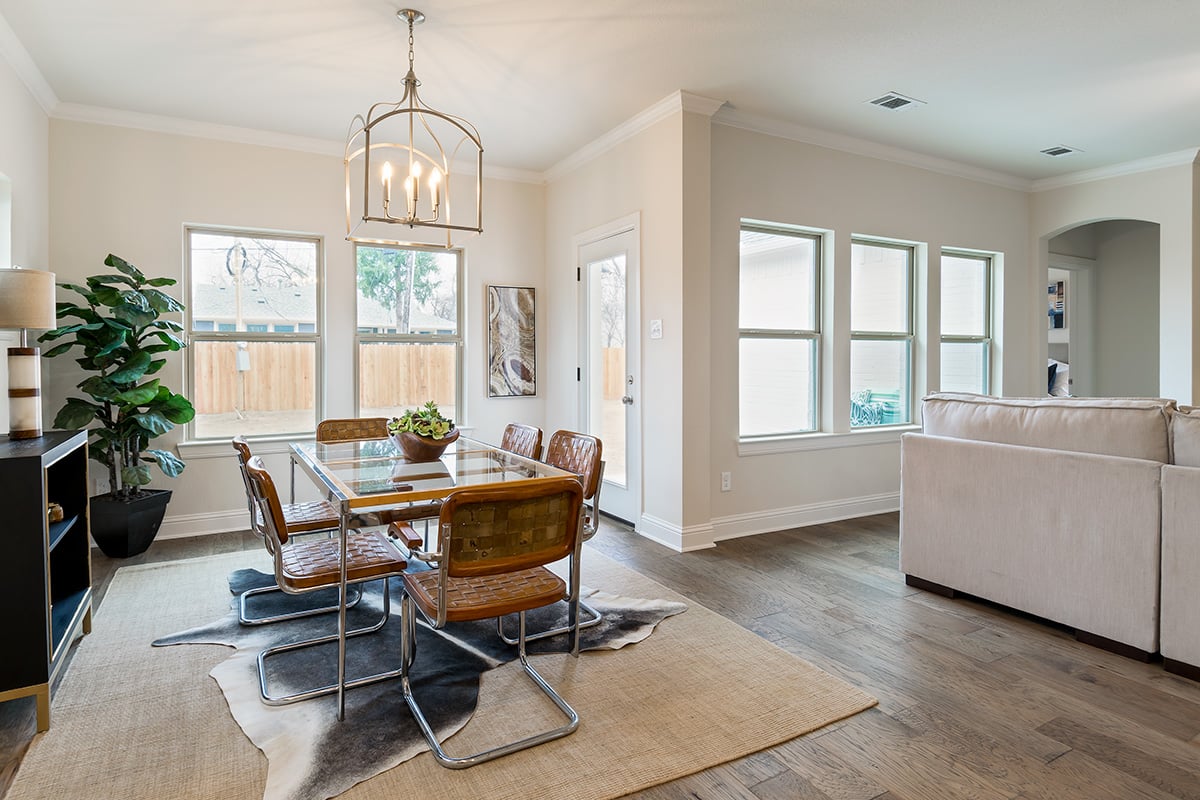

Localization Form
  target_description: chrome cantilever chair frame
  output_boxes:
[498,430,605,645]
[400,478,584,768]
[244,456,409,706]
[231,436,364,626]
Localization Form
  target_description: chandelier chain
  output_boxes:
[408,15,415,74]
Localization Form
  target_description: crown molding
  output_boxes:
[53,102,546,184]
[713,106,1033,192]
[53,103,343,156]
[1030,148,1200,192]
[544,90,725,183]
[483,163,544,184]
[0,11,58,114]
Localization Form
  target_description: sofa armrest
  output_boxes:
[1162,465,1200,670]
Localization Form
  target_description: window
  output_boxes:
[940,251,991,394]
[185,228,321,440]
[738,223,821,437]
[850,239,912,427]
[355,244,463,422]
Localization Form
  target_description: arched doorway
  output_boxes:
[1047,219,1160,397]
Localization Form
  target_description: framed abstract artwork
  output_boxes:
[487,285,536,397]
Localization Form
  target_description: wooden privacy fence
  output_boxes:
[603,347,625,401]
[193,341,455,414]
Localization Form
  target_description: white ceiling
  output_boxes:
[4,0,1200,182]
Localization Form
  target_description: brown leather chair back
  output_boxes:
[500,423,543,460]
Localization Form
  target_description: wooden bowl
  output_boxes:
[389,427,460,462]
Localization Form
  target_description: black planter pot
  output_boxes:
[90,489,173,558]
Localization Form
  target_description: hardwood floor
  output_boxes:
[3,513,1199,799]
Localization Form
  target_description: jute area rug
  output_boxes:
[9,548,876,800]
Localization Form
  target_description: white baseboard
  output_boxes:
[635,514,717,553]
[711,492,899,542]
[157,508,249,540]
[153,492,900,549]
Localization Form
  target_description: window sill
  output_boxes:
[737,424,920,456]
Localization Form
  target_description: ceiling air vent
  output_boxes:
[867,92,925,112]
[1040,145,1081,157]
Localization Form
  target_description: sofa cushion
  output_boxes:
[1171,406,1200,467]
[920,392,1175,462]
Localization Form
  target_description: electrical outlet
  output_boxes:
[720,471,731,492]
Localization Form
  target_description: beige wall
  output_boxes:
[707,123,1032,537]
[0,55,49,436]
[544,113,688,543]
[0,56,48,270]
[46,119,545,536]
[1031,162,1195,402]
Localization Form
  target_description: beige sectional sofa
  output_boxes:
[900,392,1176,659]
[1163,408,1200,679]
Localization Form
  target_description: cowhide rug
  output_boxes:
[153,569,686,800]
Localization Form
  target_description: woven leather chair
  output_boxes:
[500,422,543,460]
[400,477,585,768]
[232,436,355,626]
[498,430,604,645]
[315,416,389,442]
[244,456,410,706]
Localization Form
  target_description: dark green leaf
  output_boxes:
[143,289,183,314]
[41,341,76,358]
[79,375,120,401]
[114,380,160,405]
[121,464,152,487]
[105,254,146,284]
[145,358,166,375]
[146,277,177,287]
[53,398,102,429]
[151,319,184,332]
[107,350,152,384]
[86,273,138,289]
[156,390,196,424]
[114,304,156,329]
[92,286,123,307]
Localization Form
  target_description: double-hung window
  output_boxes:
[185,227,322,440]
[940,251,991,394]
[850,239,913,427]
[738,223,821,437]
[355,244,463,421]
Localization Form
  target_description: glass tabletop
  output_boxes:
[290,435,575,512]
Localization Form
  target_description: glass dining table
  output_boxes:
[288,435,577,718]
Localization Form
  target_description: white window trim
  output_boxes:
[183,225,324,443]
[939,249,993,395]
[850,237,915,428]
[352,242,466,422]
[737,221,822,439]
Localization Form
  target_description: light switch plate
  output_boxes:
[649,319,663,339]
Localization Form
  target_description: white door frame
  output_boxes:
[574,212,641,526]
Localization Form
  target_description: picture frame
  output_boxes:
[487,285,536,397]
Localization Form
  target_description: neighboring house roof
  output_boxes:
[192,283,454,331]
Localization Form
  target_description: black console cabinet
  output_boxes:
[0,430,92,731]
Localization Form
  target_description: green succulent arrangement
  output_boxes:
[387,401,455,439]
[39,254,195,500]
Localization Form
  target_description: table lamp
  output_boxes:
[0,267,57,439]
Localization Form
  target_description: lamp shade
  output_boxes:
[0,268,57,330]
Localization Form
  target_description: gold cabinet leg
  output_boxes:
[83,605,93,635]
[35,687,50,732]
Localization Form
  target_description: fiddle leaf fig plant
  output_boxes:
[387,401,455,439]
[39,253,195,500]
